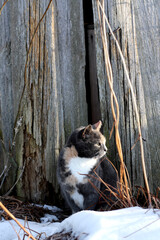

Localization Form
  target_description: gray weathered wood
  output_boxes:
[92,0,160,191]
[0,0,159,202]
[0,0,87,202]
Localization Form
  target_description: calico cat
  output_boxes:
[57,121,118,213]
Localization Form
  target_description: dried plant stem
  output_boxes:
[97,0,151,206]
[15,0,53,128]
[0,165,11,189]
[4,159,26,196]
[0,166,6,179]
[97,0,131,206]
[124,217,160,238]
[0,202,36,240]
[0,0,9,16]
[8,220,21,240]
[24,0,53,84]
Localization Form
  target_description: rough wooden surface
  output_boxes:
[92,0,160,190]
[0,0,87,202]
[0,0,159,202]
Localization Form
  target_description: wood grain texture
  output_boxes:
[0,0,159,202]
[0,0,87,202]
[92,0,160,191]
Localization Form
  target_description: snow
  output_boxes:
[40,214,59,223]
[0,207,160,240]
[0,217,60,240]
[32,204,62,212]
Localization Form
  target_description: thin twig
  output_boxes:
[4,159,26,196]
[97,0,151,206]
[0,202,36,240]
[14,0,53,130]
[0,0,53,195]
[131,134,140,150]
[124,217,160,238]
[0,165,11,189]
[9,220,22,240]
[0,0,9,16]
[0,117,23,191]
[96,0,131,205]
[0,165,7,179]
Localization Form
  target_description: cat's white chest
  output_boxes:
[68,156,98,183]
[67,156,98,210]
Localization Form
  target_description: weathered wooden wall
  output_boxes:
[92,0,160,191]
[0,0,87,203]
[0,0,159,203]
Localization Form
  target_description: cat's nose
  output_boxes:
[103,145,107,152]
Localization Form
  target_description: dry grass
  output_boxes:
[0,196,68,222]
[0,0,158,239]
[0,197,70,240]
[45,231,81,240]
[0,196,47,222]
[0,201,36,240]
[96,0,152,207]
[0,0,10,16]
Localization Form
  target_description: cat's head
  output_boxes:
[66,121,107,158]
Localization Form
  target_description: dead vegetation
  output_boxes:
[0,197,71,240]
[0,200,37,240]
[45,231,79,240]
[0,196,69,222]
[96,0,152,208]
[0,0,159,239]
[1,196,51,222]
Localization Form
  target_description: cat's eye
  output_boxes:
[95,142,102,148]
[98,142,102,147]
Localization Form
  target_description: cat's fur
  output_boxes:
[57,121,118,213]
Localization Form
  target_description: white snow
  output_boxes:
[32,204,62,212]
[40,214,59,223]
[43,205,62,212]
[0,207,160,240]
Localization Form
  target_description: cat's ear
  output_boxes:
[92,120,102,131]
[82,125,92,138]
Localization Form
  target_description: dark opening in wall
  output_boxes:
[83,0,101,124]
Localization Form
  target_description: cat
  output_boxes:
[57,121,118,213]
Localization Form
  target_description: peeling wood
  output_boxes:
[0,0,87,202]
[0,0,159,202]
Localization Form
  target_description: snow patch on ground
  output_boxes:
[32,204,62,212]
[0,207,160,240]
[61,207,160,240]
[40,213,59,223]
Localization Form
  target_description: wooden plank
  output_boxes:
[92,0,160,191]
[0,0,87,202]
